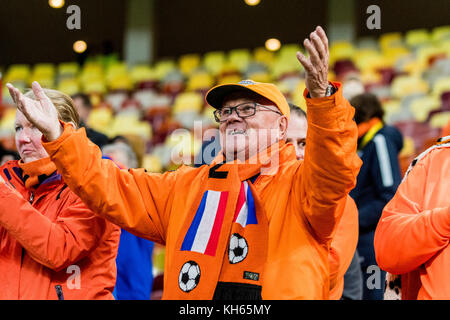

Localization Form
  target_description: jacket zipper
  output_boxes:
[29,192,34,204]
[55,285,65,300]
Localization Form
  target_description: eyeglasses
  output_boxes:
[213,102,282,123]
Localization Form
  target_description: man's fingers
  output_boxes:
[310,32,327,64]
[296,51,314,74]
[315,26,329,54]
[303,38,321,71]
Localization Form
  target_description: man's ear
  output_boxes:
[278,116,288,140]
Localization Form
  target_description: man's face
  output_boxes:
[15,110,49,163]
[218,92,286,161]
[286,113,307,160]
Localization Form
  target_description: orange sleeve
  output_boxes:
[329,196,359,299]
[0,183,110,271]
[298,82,362,244]
[374,160,450,275]
[43,123,178,244]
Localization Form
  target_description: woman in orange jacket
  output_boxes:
[374,136,450,299]
[0,88,120,300]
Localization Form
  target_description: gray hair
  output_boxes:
[102,141,138,169]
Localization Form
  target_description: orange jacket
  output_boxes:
[0,160,121,300]
[374,140,450,299]
[43,83,361,299]
[329,196,359,299]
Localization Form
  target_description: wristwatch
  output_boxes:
[307,82,336,98]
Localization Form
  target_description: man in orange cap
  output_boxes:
[7,26,362,299]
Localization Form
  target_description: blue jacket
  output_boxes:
[113,229,154,300]
[350,125,403,267]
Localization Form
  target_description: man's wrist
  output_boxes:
[307,83,336,98]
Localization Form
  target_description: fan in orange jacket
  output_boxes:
[0,88,120,300]
[374,136,450,299]
[7,26,362,299]
[286,103,359,300]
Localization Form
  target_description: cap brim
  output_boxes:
[206,84,263,109]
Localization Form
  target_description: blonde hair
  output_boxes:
[24,88,80,129]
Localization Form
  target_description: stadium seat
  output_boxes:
[142,153,163,173]
[228,48,251,72]
[409,95,441,121]
[186,71,215,92]
[203,51,226,76]
[405,29,431,48]
[57,79,80,96]
[179,53,201,76]
[379,32,403,51]
[329,41,355,67]
[57,62,79,78]
[154,59,176,80]
[253,47,275,67]
[173,91,203,114]
[431,77,450,97]
[4,64,31,84]
[86,107,113,133]
[431,25,450,42]
[390,75,429,99]
[428,110,450,129]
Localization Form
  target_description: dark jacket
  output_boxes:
[350,125,403,266]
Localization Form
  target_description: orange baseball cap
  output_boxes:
[205,79,290,119]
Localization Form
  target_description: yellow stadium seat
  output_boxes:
[165,130,201,164]
[87,107,113,132]
[246,70,271,83]
[405,29,431,47]
[278,44,301,60]
[142,154,163,173]
[187,71,214,91]
[107,113,152,139]
[429,111,450,128]
[228,49,251,72]
[203,51,226,76]
[409,95,441,121]
[202,105,217,125]
[382,46,411,65]
[106,62,128,81]
[57,79,80,96]
[0,107,17,135]
[82,79,106,94]
[379,32,403,50]
[217,74,242,85]
[391,76,429,99]
[329,41,355,66]
[431,25,450,42]
[382,99,401,124]
[130,64,157,83]
[179,54,201,75]
[416,45,447,69]
[109,75,133,91]
[173,91,203,114]
[58,62,79,77]
[253,47,275,67]
[4,64,31,83]
[432,77,450,97]
[32,63,55,78]
[154,59,176,80]
[399,136,415,157]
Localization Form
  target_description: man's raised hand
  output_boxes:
[296,26,330,98]
[6,81,62,141]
